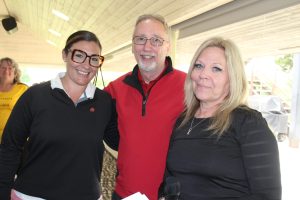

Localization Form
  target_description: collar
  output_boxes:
[50,72,96,99]
[137,65,167,93]
[123,56,174,94]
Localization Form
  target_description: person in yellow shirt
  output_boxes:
[0,57,28,142]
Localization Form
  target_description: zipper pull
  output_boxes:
[142,96,148,116]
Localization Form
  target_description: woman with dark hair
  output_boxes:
[0,30,119,200]
[160,37,281,200]
[0,57,28,142]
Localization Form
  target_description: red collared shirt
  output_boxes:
[137,67,167,94]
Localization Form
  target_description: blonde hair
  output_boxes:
[0,57,21,84]
[181,37,249,135]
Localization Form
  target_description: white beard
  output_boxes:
[137,58,157,72]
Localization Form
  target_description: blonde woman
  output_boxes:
[161,37,281,200]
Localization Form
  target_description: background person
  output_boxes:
[104,14,186,200]
[161,37,281,200]
[0,30,119,200]
[0,57,28,143]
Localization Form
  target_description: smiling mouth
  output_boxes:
[197,84,211,89]
[140,53,155,59]
[77,69,90,76]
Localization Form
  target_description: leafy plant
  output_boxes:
[275,54,293,72]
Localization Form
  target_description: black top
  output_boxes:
[0,81,119,200]
[165,107,281,200]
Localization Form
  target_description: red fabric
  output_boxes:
[105,67,186,200]
[137,66,167,94]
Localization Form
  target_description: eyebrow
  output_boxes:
[72,49,100,56]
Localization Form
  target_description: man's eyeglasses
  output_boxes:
[68,49,104,68]
[133,36,165,47]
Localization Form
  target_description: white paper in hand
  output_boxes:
[121,192,149,200]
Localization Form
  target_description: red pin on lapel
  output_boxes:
[89,107,95,112]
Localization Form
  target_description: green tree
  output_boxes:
[275,54,293,72]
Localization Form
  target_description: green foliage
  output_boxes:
[275,54,293,72]
[20,69,31,84]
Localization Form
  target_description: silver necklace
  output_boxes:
[187,117,204,135]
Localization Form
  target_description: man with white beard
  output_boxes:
[104,14,186,200]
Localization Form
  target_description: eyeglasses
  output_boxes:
[68,49,104,68]
[133,36,165,47]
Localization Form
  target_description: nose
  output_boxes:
[82,57,92,68]
[199,67,209,79]
[143,39,152,50]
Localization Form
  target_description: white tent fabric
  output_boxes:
[248,95,289,134]
[289,54,300,147]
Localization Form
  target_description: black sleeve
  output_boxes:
[103,99,119,151]
[237,111,282,200]
[158,117,182,199]
[0,89,32,200]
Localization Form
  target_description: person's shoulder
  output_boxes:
[95,87,111,97]
[172,68,187,77]
[232,105,265,128]
[26,81,51,93]
[31,81,50,88]
[104,71,132,92]
[111,71,132,83]
[15,82,28,89]
[17,82,28,87]
[234,105,261,117]
[14,81,50,102]
[232,105,275,141]
[167,69,186,85]
[173,68,186,74]
[95,88,114,102]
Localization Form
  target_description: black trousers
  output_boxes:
[111,191,122,200]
